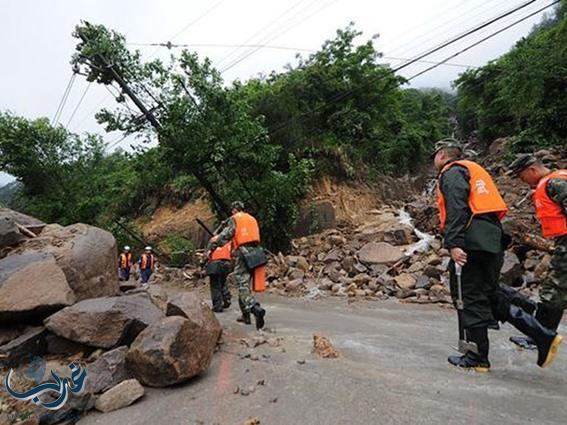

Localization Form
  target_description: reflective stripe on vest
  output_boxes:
[232,212,260,249]
[533,170,567,238]
[120,253,132,269]
[210,242,232,261]
[141,253,155,270]
[437,160,508,231]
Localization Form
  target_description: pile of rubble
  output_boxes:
[0,208,221,425]
[263,208,453,304]
[264,170,559,305]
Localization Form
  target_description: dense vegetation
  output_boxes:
[1,23,452,251]
[455,1,567,151]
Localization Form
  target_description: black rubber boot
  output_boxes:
[448,327,490,372]
[251,303,266,330]
[506,305,563,368]
[237,312,251,324]
[500,284,537,315]
[511,303,564,350]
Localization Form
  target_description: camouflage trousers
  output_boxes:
[234,247,257,313]
[540,235,567,310]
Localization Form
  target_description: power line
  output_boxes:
[387,0,515,58]
[128,42,475,68]
[406,0,561,82]
[214,0,314,68]
[220,0,340,73]
[52,72,77,126]
[65,82,91,128]
[148,0,227,60]
[264,0,540,138]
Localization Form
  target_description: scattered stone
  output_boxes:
[313,334,340,358]
[323,249,343,263]
[286,256,309,271]
[297,359,306,365]
[86,346,129,394]
[286,278,304,293]
[358,242,404,265]
[394,273,416,290]
[45,294,163,348]
[243,417,260,425]
[415,275,432,290]
[95,379,144,413]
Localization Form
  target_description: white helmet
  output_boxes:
[124,246,131,251]
[144,246,152,251]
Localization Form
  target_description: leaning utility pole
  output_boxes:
[77,28,231,216]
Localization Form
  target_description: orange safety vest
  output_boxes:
[140,253,155,270]
[533,170,567,239]
[120,252,132,269]
[210,242,232,261]
[232,212,260,249]
[437,160,508,231]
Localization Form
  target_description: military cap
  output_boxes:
[431,138,463,158]
[507,154,538,175]
[231,201,245,211]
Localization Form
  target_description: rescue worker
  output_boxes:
[209,201,266,329]
[507,154,567,349]
[139,246,156,286]
[433,139,562,371]
[119,246,133,281]
[204,241,233,312]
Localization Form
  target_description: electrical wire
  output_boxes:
[65,82,91,128]
[220,0,340,73]
[406,0,560,82]
[52,72,77,126]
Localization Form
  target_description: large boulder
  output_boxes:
[358,242,404,265]
[0,253,75,324]
[165,293,222,338]
[86,346,130,394]
[8,223,119,300]
[127,315,220,387]
[44,294,164,349]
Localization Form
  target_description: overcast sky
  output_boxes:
[0,0,556,186]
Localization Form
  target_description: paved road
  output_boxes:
[80,294,567,425]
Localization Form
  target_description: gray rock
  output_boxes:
[0,252,75,324]
[8,223,119,301]
[358,242,404,265]
[415,275,432,290]
[323,248,343,264]
[0,326,47,367]
[0,214,24,248]
[45,294,164,348]
[86,346,130,394]
[127,316,220,387]
[95,379,144,413]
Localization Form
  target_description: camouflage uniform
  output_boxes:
[539,178,567,309]
[212,218,257,313]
